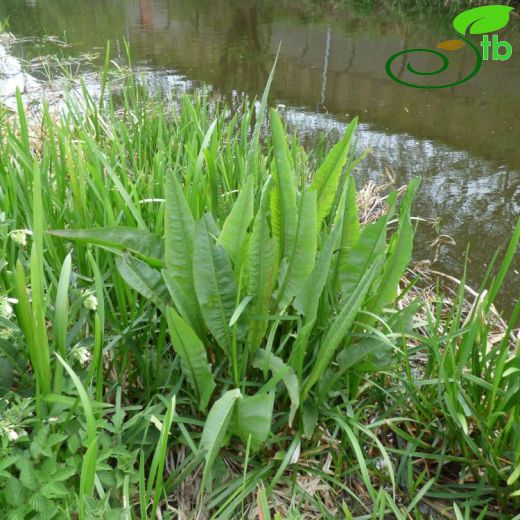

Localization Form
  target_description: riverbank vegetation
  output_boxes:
[0,64,519,519]
[344,0,516,16]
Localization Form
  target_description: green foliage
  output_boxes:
[165,308,215,411]
[51,88,419,466]
[0,61,517,518]
[0,425,78,519]
[0,410,141,519]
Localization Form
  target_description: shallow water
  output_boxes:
[2,0,519,311]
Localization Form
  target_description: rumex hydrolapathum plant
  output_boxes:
[0,44,517,516]
[51,101,420,490]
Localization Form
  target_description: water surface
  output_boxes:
[2,0,519,311]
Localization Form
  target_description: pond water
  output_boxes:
[2,0,519,312]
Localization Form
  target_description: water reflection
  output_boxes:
[1,0,518,310]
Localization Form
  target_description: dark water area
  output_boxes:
[2,0,519,312]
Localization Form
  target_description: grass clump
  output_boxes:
[0,67,519,518]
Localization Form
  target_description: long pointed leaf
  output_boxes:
[269,109,297,260]
[193,214,238,351]
[334,175,361,292]
[368,178,419,314]
[231,392,275,451]
[49,227,164,266]
[248,182,279,352]
[166,308,215,411]
[164,172,204,332]
[115,255,167,306]
[275,189,317,308]
[310,118,357,225]
[338,193,396,299]
[218,176,254,266]
[200,389,241,491]
[303,257,383,399]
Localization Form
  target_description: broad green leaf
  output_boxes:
[336,337,393,377]
[166,308,215,411]
[115,255,167,306]
[231,392,275,450]
[453,5,513,35]
[80,439,98,507]
[269,109,298,260]
[165,172,195,280]
[162,270,205,338]
[49,227,164,267]
[294,222,339,320]
[193,214,238,351]
[310,118,357,224]
[334,175,361,293]
[248,182,279,352]
[200,389,241,491]
[164,172,204,334]
[275,189,317,309]
[302,257,383,399]
[338,193,395,299]
[253,349,299,426]
[13,167,50,396]
[367,178,419,315]
[218,176,254,266]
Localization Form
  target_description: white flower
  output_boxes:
[9,229,31,247]
[82,290,98,311]
[73,347,91,367]
[0,296,13,319]
[7,429,19,442]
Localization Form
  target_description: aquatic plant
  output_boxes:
[0,65,518,517]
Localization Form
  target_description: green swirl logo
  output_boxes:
[385,5,514,89]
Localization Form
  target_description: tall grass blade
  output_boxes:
[53,254,72,394]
